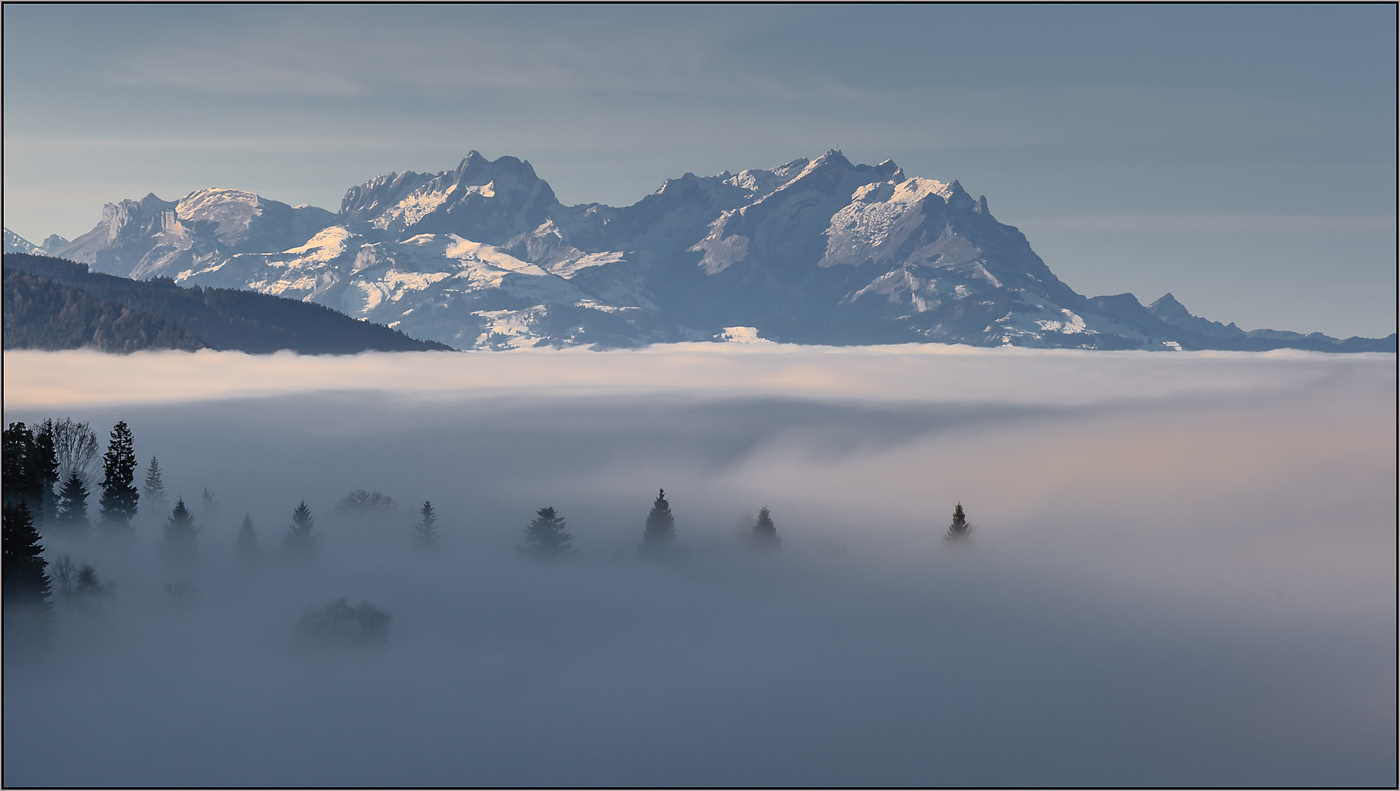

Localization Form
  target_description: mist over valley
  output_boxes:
[3,346,1394,786]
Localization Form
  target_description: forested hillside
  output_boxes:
[3,254,450,354]
[4,270,205,352]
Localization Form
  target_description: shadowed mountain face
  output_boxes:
[16,152,1394,352]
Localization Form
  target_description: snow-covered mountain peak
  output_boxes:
[176,188,264,233]
[4,228,44,255]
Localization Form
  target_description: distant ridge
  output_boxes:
[3,253,451,354]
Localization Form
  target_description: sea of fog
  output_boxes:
[3,344,1395,787]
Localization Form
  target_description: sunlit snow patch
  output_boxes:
[719,326,773,344]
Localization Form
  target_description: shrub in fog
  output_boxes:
[294,597,391,650]
[519,506,575,557]
[48,554,115,616]
[333,489,398,522]
[162,580,198,605]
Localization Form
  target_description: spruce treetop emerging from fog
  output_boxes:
[751,506,779,551]
[282,501,319,562]
[945,503,972,544]
[161,497,199,567]
[520,507,574,558]
[414,501,439,549]
[639,488,676,558]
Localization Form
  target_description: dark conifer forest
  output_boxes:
[4,254,450,354]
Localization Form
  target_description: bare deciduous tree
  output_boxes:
[43,418,100,489]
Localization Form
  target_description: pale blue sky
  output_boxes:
[3,4,1394,337]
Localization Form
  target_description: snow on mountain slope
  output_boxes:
[4,229,45,255]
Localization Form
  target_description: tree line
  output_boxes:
[5,418,974,647]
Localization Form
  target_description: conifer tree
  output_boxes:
[751,506,779,550]
[143,456,167,506]
[32,423,59,524]
[4,422,61,523]
[99,421,140,531]
[639,488,676,557]
[201,488,221,523]
[2,422,34,509]
[236,514,262,567]
[160,497,199,566]
[519,506,574,557]
[3,423,39,510]
[3,500,53,610]
[54,470,92,534]
[944,503,973,543]
[413,501,439,548]
[2,500,53,644]
[282,501,319,561]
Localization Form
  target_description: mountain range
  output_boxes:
[6,151,1393,353]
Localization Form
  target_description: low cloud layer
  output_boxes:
[3,347,1395,786]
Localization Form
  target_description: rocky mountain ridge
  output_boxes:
[7,151,1393,353]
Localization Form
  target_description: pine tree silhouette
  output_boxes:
[944,503,973,543]
[201,488,221,523]
[3,422,61,524]
[751,506,779,550]
[414,501,439,548]
[143,456,167,506]
[99,421,140,533]
[236,514,262,567]
[2,500,53,644]
[32,423,59,524]
[519,506,575,557]
[160,497,199,566]
[3,500,53,608]
[639,488,676,557]
[54,470,91,534]
[282,501,319,561]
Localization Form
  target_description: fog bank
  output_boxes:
[3,347,1394,786]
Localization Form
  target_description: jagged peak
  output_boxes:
[1150,292,1183,309]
